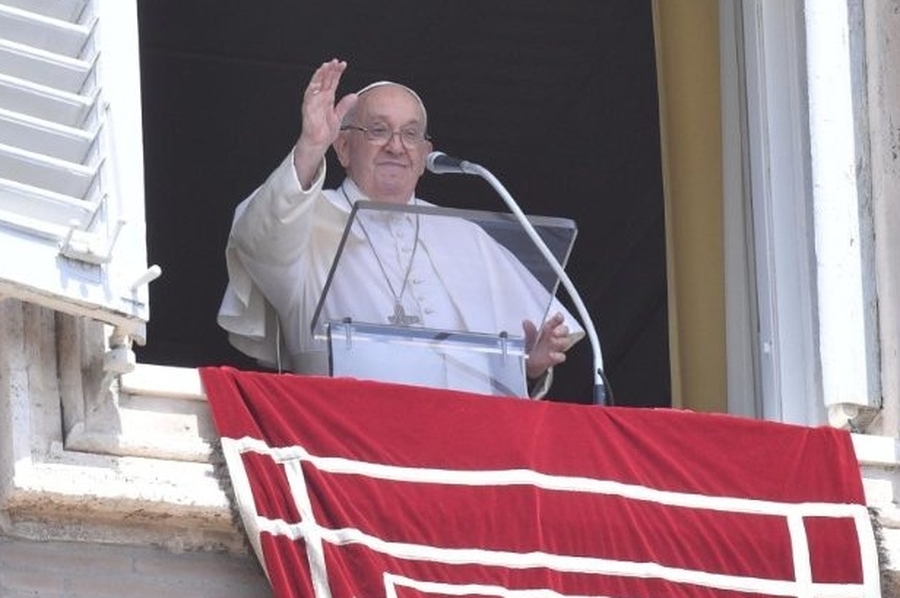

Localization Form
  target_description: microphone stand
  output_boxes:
[438,158,610,405]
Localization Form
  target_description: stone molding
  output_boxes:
[0,300,246,553]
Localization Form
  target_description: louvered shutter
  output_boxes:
[0,0,155,340]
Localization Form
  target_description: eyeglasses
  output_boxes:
[340,124,431,147]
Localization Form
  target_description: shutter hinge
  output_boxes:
[59,218,124,265]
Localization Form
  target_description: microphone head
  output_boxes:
[426,151,470,175]
[426,151,448,173]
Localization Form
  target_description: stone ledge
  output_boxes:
[0,325,246,552]
[853,433,900,469]
[65,363,215,462]
[2,451,246,552]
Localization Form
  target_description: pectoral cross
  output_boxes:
[388,303,421,326]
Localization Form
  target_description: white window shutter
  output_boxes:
[0,0,156,341]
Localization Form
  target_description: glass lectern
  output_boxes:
[311,201,577,397]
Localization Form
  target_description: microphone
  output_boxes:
[426,151,477,175]
[426,149,611,405]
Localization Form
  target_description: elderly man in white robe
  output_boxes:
[218,58,583,397]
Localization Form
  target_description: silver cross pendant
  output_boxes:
[388,303,420,326]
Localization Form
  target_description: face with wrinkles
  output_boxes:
[333,84,432,204]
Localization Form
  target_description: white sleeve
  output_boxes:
[216,152,326,365]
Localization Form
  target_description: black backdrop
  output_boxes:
[134,0,670,407]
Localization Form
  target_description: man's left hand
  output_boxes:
[523,312,570,380]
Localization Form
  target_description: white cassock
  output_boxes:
[217,151,583,397]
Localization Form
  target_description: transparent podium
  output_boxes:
[310,200,577,397]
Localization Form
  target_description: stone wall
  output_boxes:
[0,536,270,597]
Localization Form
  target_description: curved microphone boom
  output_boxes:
[426,151,609,405]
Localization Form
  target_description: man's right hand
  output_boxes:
[293,59,358,188]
